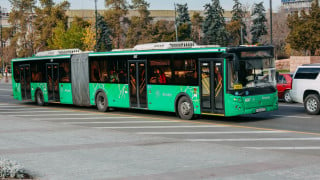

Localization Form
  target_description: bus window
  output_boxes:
[172,58,197,85]
[13,62,20,83]
[59,62,71,83]
[149,59,171,84]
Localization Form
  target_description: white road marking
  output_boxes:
[93,125,226,129]
[137,131,287,135]
[64,120,181,124]
[0,108,49,111]
[272,115,311,119]
[246,147,320,150]
[279,104,303,107]
[11,114,96,117]
[0,105,33,108]
[186,137,320,142]
[0,111,64,114]
[0,89,12,91]
[32,117,139,120]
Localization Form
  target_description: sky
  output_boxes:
[0,0,282,12]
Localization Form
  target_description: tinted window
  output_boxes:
[294,68,320,80]
[172,56,198,85]
[89,57,127,84]
[13,62,21,83]
[59,60,71,83]
[148,59,171,84]
[31,62,46,82]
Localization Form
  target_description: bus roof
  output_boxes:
[11,46,226,62]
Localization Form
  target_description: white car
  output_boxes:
[290,64,320,115]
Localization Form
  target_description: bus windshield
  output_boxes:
[228,58,276,95]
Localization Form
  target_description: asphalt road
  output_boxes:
[1,81,320,179]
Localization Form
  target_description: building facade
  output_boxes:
[281,0,320,12]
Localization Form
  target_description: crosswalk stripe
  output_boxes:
[246,147,320,150]
[272,115,311,119]
[11,114,95,117]
[63,120,181,124]
[93,125,226,129]
[186,137,320,142]
[0,111,64,114]
[137,131,287,135]
[32,117,139,120]
[0,108,49,110]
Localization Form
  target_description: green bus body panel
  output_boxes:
[12,81,22,101]
[89,83,130,108]
[30,83,49,102]
[224,92,278,116]
[147,85,201,114]
[59,83,73,104]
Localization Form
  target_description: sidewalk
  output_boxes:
[1,115,320,179]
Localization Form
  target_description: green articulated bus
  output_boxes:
[11,42,278,119]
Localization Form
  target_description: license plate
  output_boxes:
[256,108,266,113]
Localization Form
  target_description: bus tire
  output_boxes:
[304,94,320,115]
[177,96,194,120]
[35,90,45,106]
[96,92,108,112]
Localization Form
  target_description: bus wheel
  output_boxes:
[35,90,45,106]
[96,92,108,112]
[177,96,194,120]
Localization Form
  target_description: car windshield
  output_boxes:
[228,58,276,94]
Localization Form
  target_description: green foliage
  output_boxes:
[8,0,36,57]
[287,1,320,55]
[150,20,175,42]
[104,0,128,49]
[176,3,191,41]
[191,12,203,44]
[250,2,268,44]
[126,0,153,47]
[229,0,247,45]
[96,13,112,51]
[48,19,88,50]
[203,0,228,46]
[34,0,70,52]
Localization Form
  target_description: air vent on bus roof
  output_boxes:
[133,41,199,50]
[35,49,82,56]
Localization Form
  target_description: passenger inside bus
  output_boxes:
[60,63,70,82]
[150,68,166,84]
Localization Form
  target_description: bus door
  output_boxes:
[19,64,31,100]
[128,60,147,108]
[46,63,60,101]
[199,59,224,114]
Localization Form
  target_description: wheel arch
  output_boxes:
[303,90,320,101]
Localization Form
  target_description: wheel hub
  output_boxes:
[307,98,317,112]
[181,102,191,115]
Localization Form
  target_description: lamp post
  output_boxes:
[94,0,98,51]
[270,0,273,45]
[0,6,3,76]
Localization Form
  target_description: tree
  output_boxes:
[203,0,228,46]
[96,13,112,51]
[82,21,96,51]
[176,3,191,41]
[33,0,70,52]
[150,20,175,42]
[104,0,128,49]
[126,0,152,47]
[191,12,203,44]
[48,17,89,50]
[228,0,247,45]
[287,1,320,56]
[8,0,36,57]
[250,2,268,44]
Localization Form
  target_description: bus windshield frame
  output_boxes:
[226,46,277,96]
